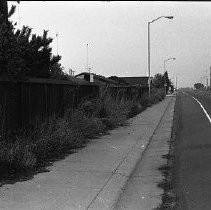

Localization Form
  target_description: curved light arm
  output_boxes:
[149,16,174,24]
[164,57,176,72]
[164,57,176,62]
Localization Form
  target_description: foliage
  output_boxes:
[152,73,165,88]
[194,83,204,89]
[0,87,165,176]
[152,72,174,93]
[0,2,64,80]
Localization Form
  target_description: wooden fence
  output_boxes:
[0,78,148,139]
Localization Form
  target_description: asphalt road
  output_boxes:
[174,91,211,210]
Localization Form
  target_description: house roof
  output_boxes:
[75,72,119,85]
[119,77,152,86]
[0,77,93,86]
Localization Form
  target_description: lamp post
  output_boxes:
[164,57,176,94]
[56,32,59,56]
[148,16,173,97]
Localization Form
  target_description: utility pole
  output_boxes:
[56,32,59,56]
[210,67,211,90]
[86,43,93,82]
[87,44,89,74]
[148,22,151,97]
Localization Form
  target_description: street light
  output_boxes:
[56,32,59,56]
[164,57,176,72]
[164,57,176,94]
[148,16,174,97]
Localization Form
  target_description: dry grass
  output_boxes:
[0,87,165,174]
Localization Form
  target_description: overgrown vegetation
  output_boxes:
[152,71,174,93]
[155,96,179,210]
[0,88,165,180]
[194,82,204,90]
[0,1,168,183]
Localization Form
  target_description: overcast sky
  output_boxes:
[8,1,211,88]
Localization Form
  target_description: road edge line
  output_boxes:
[182,91,211,124]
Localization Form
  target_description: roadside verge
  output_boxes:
[88,96,175,210]
[0,96,174,210]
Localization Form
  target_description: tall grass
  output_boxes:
[0,87,165,174]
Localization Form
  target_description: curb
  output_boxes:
[87,97,174,210]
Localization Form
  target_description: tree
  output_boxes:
[163,71,171,88]
[152,73,164,88]
[194,83,204,90]
[0,0,8,19]
[152,71,174,93]
[0,1,64,80]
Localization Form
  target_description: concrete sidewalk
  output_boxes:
[115,95,176,210]
[0,96,174,210]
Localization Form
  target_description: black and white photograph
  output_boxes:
[0,1,211,210]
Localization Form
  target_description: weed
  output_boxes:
[0,87,166,179]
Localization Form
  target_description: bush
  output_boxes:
[140,92,150,107]
[33,116,87,161]
[0,142,36,170]
[0,87,165,175]
[140,88,165,107]
[127,102,143,118]
[70,109,106,139]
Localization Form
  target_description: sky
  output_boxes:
[8,1,211,88]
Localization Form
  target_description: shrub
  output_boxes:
[0,87,165,176]
[33,116,86,161]
[127,102,143,118]
[140,92,150,107]
[70,109,106,139]
[0,142,36,170]
[140,88,165,107]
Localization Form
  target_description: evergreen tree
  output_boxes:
[0,1,63,80]
[152,73,164,88]
[152,71,174,93]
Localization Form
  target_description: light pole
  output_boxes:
[148,16,173,97]
[56,32,59,56]
[164,57,176,94]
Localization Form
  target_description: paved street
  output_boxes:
[173,91,211,210]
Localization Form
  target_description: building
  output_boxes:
[75,72,119,86]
